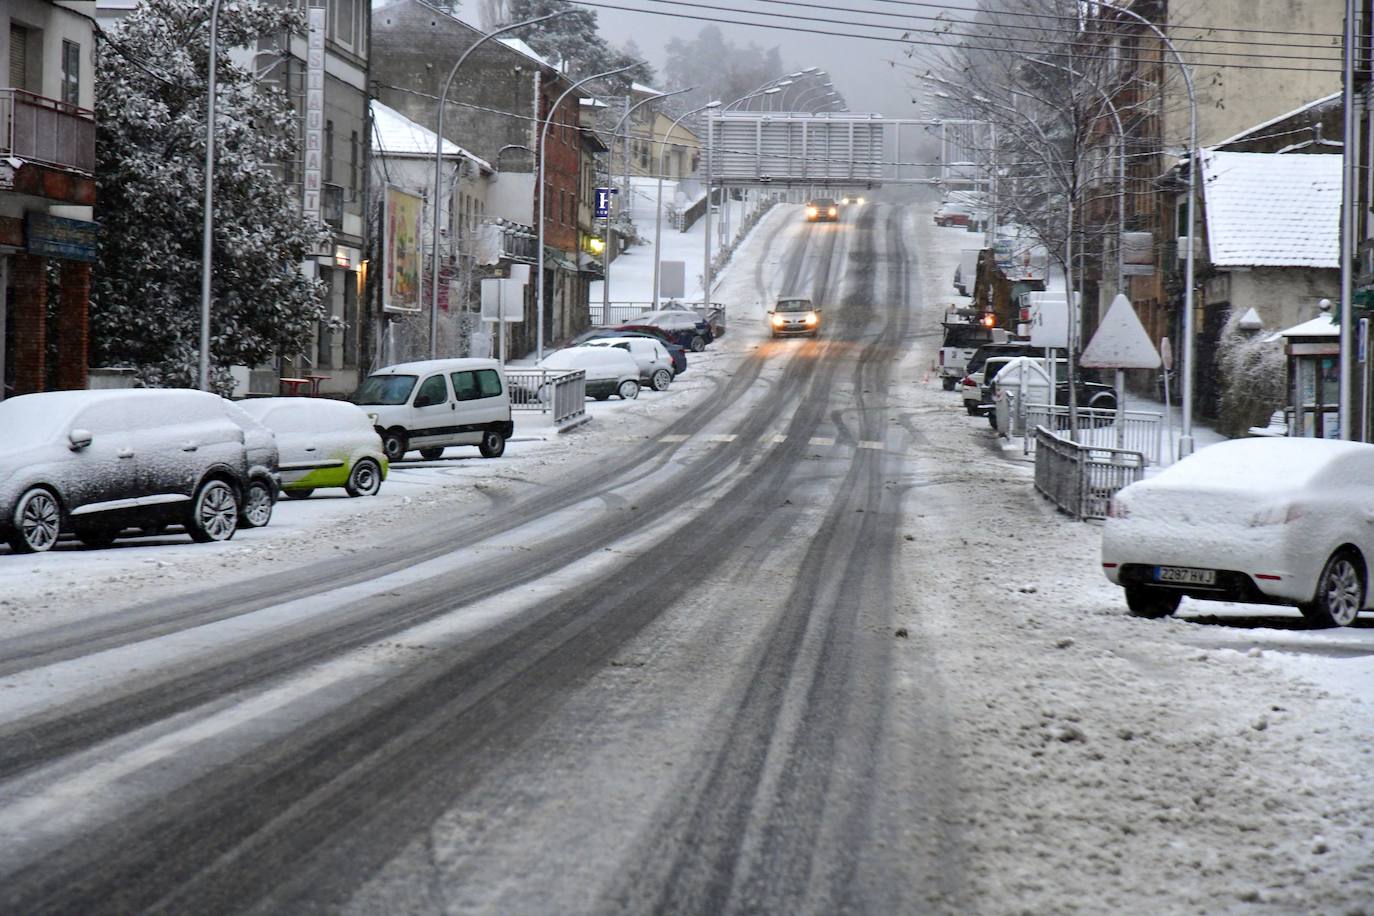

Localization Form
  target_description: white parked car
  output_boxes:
[237,398,387,499]
[1102,438,1374,627]
[356,358,513,462]
[537,346,640,401]
[580,337,674,390]
[0,389,273,552]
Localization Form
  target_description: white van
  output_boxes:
[356,358,513,461]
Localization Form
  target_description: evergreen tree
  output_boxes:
[93,0,328,391]
[501,0,654,87]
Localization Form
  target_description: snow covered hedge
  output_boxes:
[1216,311,1285,437]
[92,0,330,392]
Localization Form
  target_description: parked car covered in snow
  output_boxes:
[537,346,641,401]
[580,337,675,391]
[356,358,512,462]
[219,400,283,528]
[237,398,387,499]
[0,389,267,552]
[564,328,688,375]
[621,309,713,352]
[1102,438,1374,627]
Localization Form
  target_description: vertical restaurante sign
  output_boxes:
[303,4,326,236]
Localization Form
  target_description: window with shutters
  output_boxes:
[61,41,80,106]
[9,25,30,91]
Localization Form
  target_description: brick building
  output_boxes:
[372,0,590,356]
[1,1,98,399]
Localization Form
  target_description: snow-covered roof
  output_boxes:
[499,37,555,69]
[1212,92,1342,150]
[1200,151,1340,269]
[370,101,492,172]
[1278,314,1339,339]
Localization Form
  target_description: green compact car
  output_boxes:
[237,398,387,499]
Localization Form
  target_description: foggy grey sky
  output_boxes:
[579,1,978,119]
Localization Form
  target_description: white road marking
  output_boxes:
[809,436,835,446]
[859,440,885,450]
[771,434,788,444]
[659,434,689,443]
[708,434,738,443]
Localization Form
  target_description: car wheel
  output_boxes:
[617,379,640,400]
[240,479,275,528]
[479,430,506,459]
[1301,550,1365,627]
[186,479,238,544]
[419,447,444,461]
[964,402,979,417]
[651,369,672,391]
[8,488,61,553]
[382,429,408,462]
[345,458,383,497]
[1124,585,1181,619]
[594,393,610,401]
[942,377,957,391]
[689,335,707,353]
[76,525,118,549]
[987,411,998,430]
[283,489,314,500]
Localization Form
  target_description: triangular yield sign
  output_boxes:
[1080,294,1162,369]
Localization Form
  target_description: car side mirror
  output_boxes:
[68,428,93,451]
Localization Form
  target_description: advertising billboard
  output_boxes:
[384,187,423,313]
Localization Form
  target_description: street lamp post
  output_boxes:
[653,100,721,308]
[534,64,633,362]
[198,0,224,391]
[1107,5,1198,457]
[603,85,694,317]
[428,11,571,361]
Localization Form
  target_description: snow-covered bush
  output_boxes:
[1216,311,1285,437]
[93,0,329,392]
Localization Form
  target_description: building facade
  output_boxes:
[372,0,591,356]
[1082,0,1342,422]
[0,1,98,399]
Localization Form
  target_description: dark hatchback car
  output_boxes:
[564,328,688,375]
[617,318,713,353]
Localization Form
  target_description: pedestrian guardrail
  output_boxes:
[1033,426,1146,520]
[1023,403,1162,466]
[505,368,587,429]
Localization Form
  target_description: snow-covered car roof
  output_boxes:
[539,346,638,378]
[237,397,372,426]
[1139,438,1374,494]
[369,358,500,376]
[0,388,220,451]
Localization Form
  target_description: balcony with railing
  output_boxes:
[0,89,96,176]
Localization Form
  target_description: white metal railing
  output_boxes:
[1023,402,1163,466]
[506,368,587,428]
[1033,426,1146,520]
[0,89,95,174]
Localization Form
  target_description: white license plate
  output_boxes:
[1155,566,1216,585]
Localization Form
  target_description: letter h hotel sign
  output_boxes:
[304,3,327,248]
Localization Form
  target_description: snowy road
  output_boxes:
[2,197,1373,913]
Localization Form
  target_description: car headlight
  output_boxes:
[771,314,786,326]
[803,313,817,325]
[828,208,837,216]
[806,207,817,218]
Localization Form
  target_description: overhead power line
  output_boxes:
[623,0,1342,58]
[567,0,1343,74]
